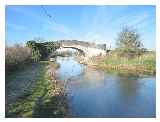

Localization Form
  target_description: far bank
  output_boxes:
[76,51,156,76]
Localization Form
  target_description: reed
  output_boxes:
[94,51,155,75]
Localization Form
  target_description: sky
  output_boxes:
[5,5,155,50]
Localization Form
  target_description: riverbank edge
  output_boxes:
[6,61,68,118]
[76,56,156,76]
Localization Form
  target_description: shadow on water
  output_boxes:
[117,77,139,98]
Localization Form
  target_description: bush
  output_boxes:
[116,26,144,58]
[5,44,32,72]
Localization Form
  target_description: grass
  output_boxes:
[6,61,67,118]
[6,62,47,117]
[92,51,156,75]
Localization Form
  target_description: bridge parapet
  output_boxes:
[58,40,107,50]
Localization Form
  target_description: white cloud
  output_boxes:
[80,6,129,43]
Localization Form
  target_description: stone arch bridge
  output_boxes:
[50,40,111,58]
[59,44,106,58]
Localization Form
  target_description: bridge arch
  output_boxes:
[61,46,86,56]
[61,44,106,57]
[50,40,107,58]
[49,46,85,58]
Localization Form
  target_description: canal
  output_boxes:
[56,56,156,118]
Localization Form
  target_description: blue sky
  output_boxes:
[5,5,155,50]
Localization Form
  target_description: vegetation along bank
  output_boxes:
[6,41,68,117]
[79,27,156,76]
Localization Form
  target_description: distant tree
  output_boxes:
[116,27,144,57]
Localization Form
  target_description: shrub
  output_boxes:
[116,26,144,58]
[5,44,32,72]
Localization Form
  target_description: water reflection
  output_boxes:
[56,57,84,81]
[69,67,106,88]
[56,57,155,118]
[117,77,139,99]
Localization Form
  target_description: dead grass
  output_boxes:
[5,44,32,72]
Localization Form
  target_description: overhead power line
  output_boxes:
[41,5,55,22]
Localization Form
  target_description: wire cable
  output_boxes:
[41,5,55,22]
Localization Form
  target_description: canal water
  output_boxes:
[56,56,156,118]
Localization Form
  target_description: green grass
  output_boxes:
[99,52,156,75]
[6,61,67,118]
[6,62,47,117]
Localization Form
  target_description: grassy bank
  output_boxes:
[87,51,156,76]
[6,61,68,118]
